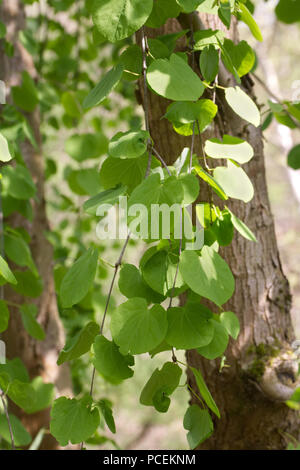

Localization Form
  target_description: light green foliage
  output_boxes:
[147,54,205,101]
[0,414,31,447]
[92,0,153,42]
[111,298,168,355]
[0,0,274,450]
[60,248,98,308]
[179,246,235,307]
[183,405,213,448]
[50,396,100,446]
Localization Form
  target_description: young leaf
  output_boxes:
[225,86,260,127]
[92,0,153,42]
[92,336,134,384]
[146,0,181,28]
[190,367,220,417]
[84,185,126,215]
[0,255,17,285]
[11,271,43,297]
[0,132,12,162]
[108,130,150,159]
[0,300,9,333]
[147,54,205,101]
[204,135,254,164]
[220,311,240,339]
[287,144,300,170]
[236,2,263,41]
[275,0,300,24]
[140,362,182,412]
[57,322,99,365]
[4,233,37,275]
[166,305,214,349]
[222,39,255,77]
[176,0,206,13]
[65,133,108,162]
[227,207,257,242]
[97,399,116,434]
[197,320,229,359]
[0,413,31,447]
[165,100,218,135]
[179,246,235,307]
[60,248,98,308]
[83,64,124,109]
[200,45,219,82]
[194,166,228,200]
[100,156,147,192]
[213,161,254,203]
[1,164,36,200]
[110,298,168,355]
[118,263,163,304]
[142,250,184,296]
[50,396,100,447]
[183,405,213,449]
[218,1,231,29]
[20,304,45,341]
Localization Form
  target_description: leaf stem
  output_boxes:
[0,391,15,450]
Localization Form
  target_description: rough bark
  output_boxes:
[0,0,72,449]
[138,13,300,450]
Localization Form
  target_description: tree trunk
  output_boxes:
[138,12,300,450]
[0,0,72,449]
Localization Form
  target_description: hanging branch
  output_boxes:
[141,27,153,178]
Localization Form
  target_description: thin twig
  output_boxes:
[141,27,152,177]
[152,147,171,175]
[0,391,15,450]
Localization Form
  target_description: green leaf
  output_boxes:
[92,336,134,384]
[119,45,142,80]
[166,304,214,349]
[176,0,205,13]
[197,320,229,359]
[20,304,45,341]
[97,399,116,434]
[165,100,218,135]
[61,91,82,118]
[0,413,31,447]
[92,0,153,42]
[179,246,235,307]
[179,173,200,204]
[190,367,220,417]
[194,165,228,200]
[0,255,17,285]
[222,39,255,77]
[65,133,108,162]
[200,45,219,82]
[225,86,260,127]
[83,185,126,215]
[140,362,182,412]
[0,376,54,414]
[218,1,231,28]
[210,210,234,246]
[204,135,254,164]
[147,54,205,101]
[0,300,9,333]
[213,161,254,203]
[236,2,263,42]
[12,71,38,112]
[2,164,36,200]
[83,64,124,109]
[11,271,43,297]
[227,207,257,242]
[109,130,150,159]
[146,0,181,28]
[110,298,168,355]
[4,233,37,275]
[60,248,98,308]
[118,263,163,304]
[0,132,12,162]
[100,156,147,193]
[193,28,225,50]
[142,250,184,295]
[220,311,240,339]
[57,321,99,365]
[0,21,6,39]
[287,144,300,170]
[183,405,213,449]
[50,396,100,447]
[275,0,300,24]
